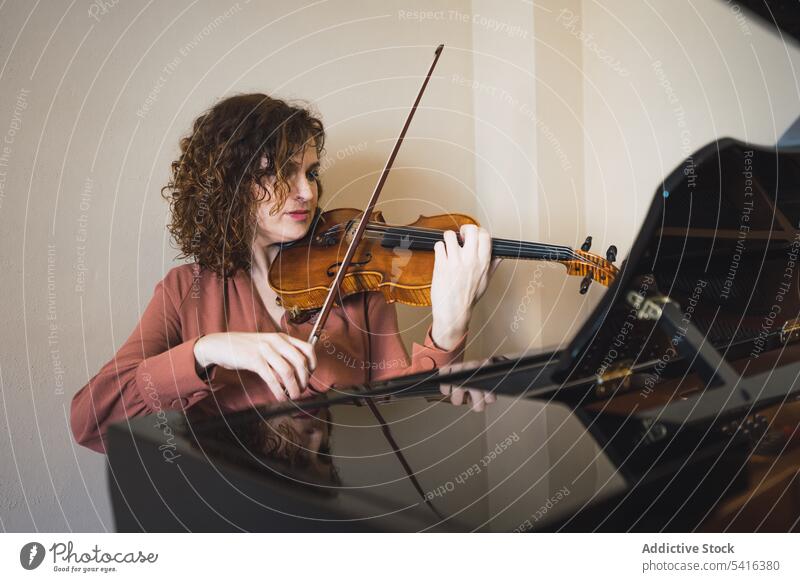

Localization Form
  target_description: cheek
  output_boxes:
[256,203,280,230]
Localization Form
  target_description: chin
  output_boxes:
[280,223,312,243]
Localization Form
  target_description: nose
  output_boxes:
[293,173,315,202]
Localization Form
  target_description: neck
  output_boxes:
[251,241,281,276]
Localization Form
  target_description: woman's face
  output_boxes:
[253,142,320,246]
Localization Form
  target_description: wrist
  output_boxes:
[193,336,212,369]
[431,318,468,351]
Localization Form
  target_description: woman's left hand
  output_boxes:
[430,223,500,350]
[436,358,498,412]
[439,383,497,412]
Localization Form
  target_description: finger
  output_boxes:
[281,342,311,391]
[477,227,492,269]
[268,356,302,399]
[284,335,318,371]
[257,341,302,394]
[449,387,465,406]
[460,223,479,255]
[273,341,310,389]
[469,389,485,412]
[433,240,446,275]
[268,334,313,383]
[475,230,493,291]
[489,257,502,276]
[443,230,460,260]
[255,362,287,402]
[439,383,453,396]
[486,391,496,404]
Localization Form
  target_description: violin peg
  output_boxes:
[580,272,593,294]
[581,236,592,252]
[606,245,617,262]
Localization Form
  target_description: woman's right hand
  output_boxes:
[193,332,317,402]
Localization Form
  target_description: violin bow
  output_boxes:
[307,44,445,346]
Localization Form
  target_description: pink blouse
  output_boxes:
[70,263,466,453]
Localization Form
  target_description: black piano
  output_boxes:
[107,137,800,532]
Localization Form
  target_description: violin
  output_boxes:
[269,208,620,322]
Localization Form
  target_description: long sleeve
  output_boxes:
[364,291,467,383]
[70,279,218,453]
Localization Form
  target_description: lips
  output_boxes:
[285,210,310,221]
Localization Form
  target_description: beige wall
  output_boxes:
[1,0,799,531]
[581,0,800,254]
[0,0,478,532]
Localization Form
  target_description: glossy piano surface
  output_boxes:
[110,392,626,532]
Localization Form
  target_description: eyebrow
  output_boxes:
[279,159,320,175]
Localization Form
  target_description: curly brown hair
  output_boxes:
[162,93,325,277]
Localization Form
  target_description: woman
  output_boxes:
[70,93,496,454]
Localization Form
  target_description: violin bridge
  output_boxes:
[344,220,358,244]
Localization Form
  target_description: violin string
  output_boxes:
[360,225,585,262]
[320,222,603,264]
[362,223,576,254]
[359,232,573,256]
[358,232,568,255]
[324,220,563,247]
[356,232,588,263]
[364,222,572,248]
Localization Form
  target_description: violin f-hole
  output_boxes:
[326,252,373,277]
